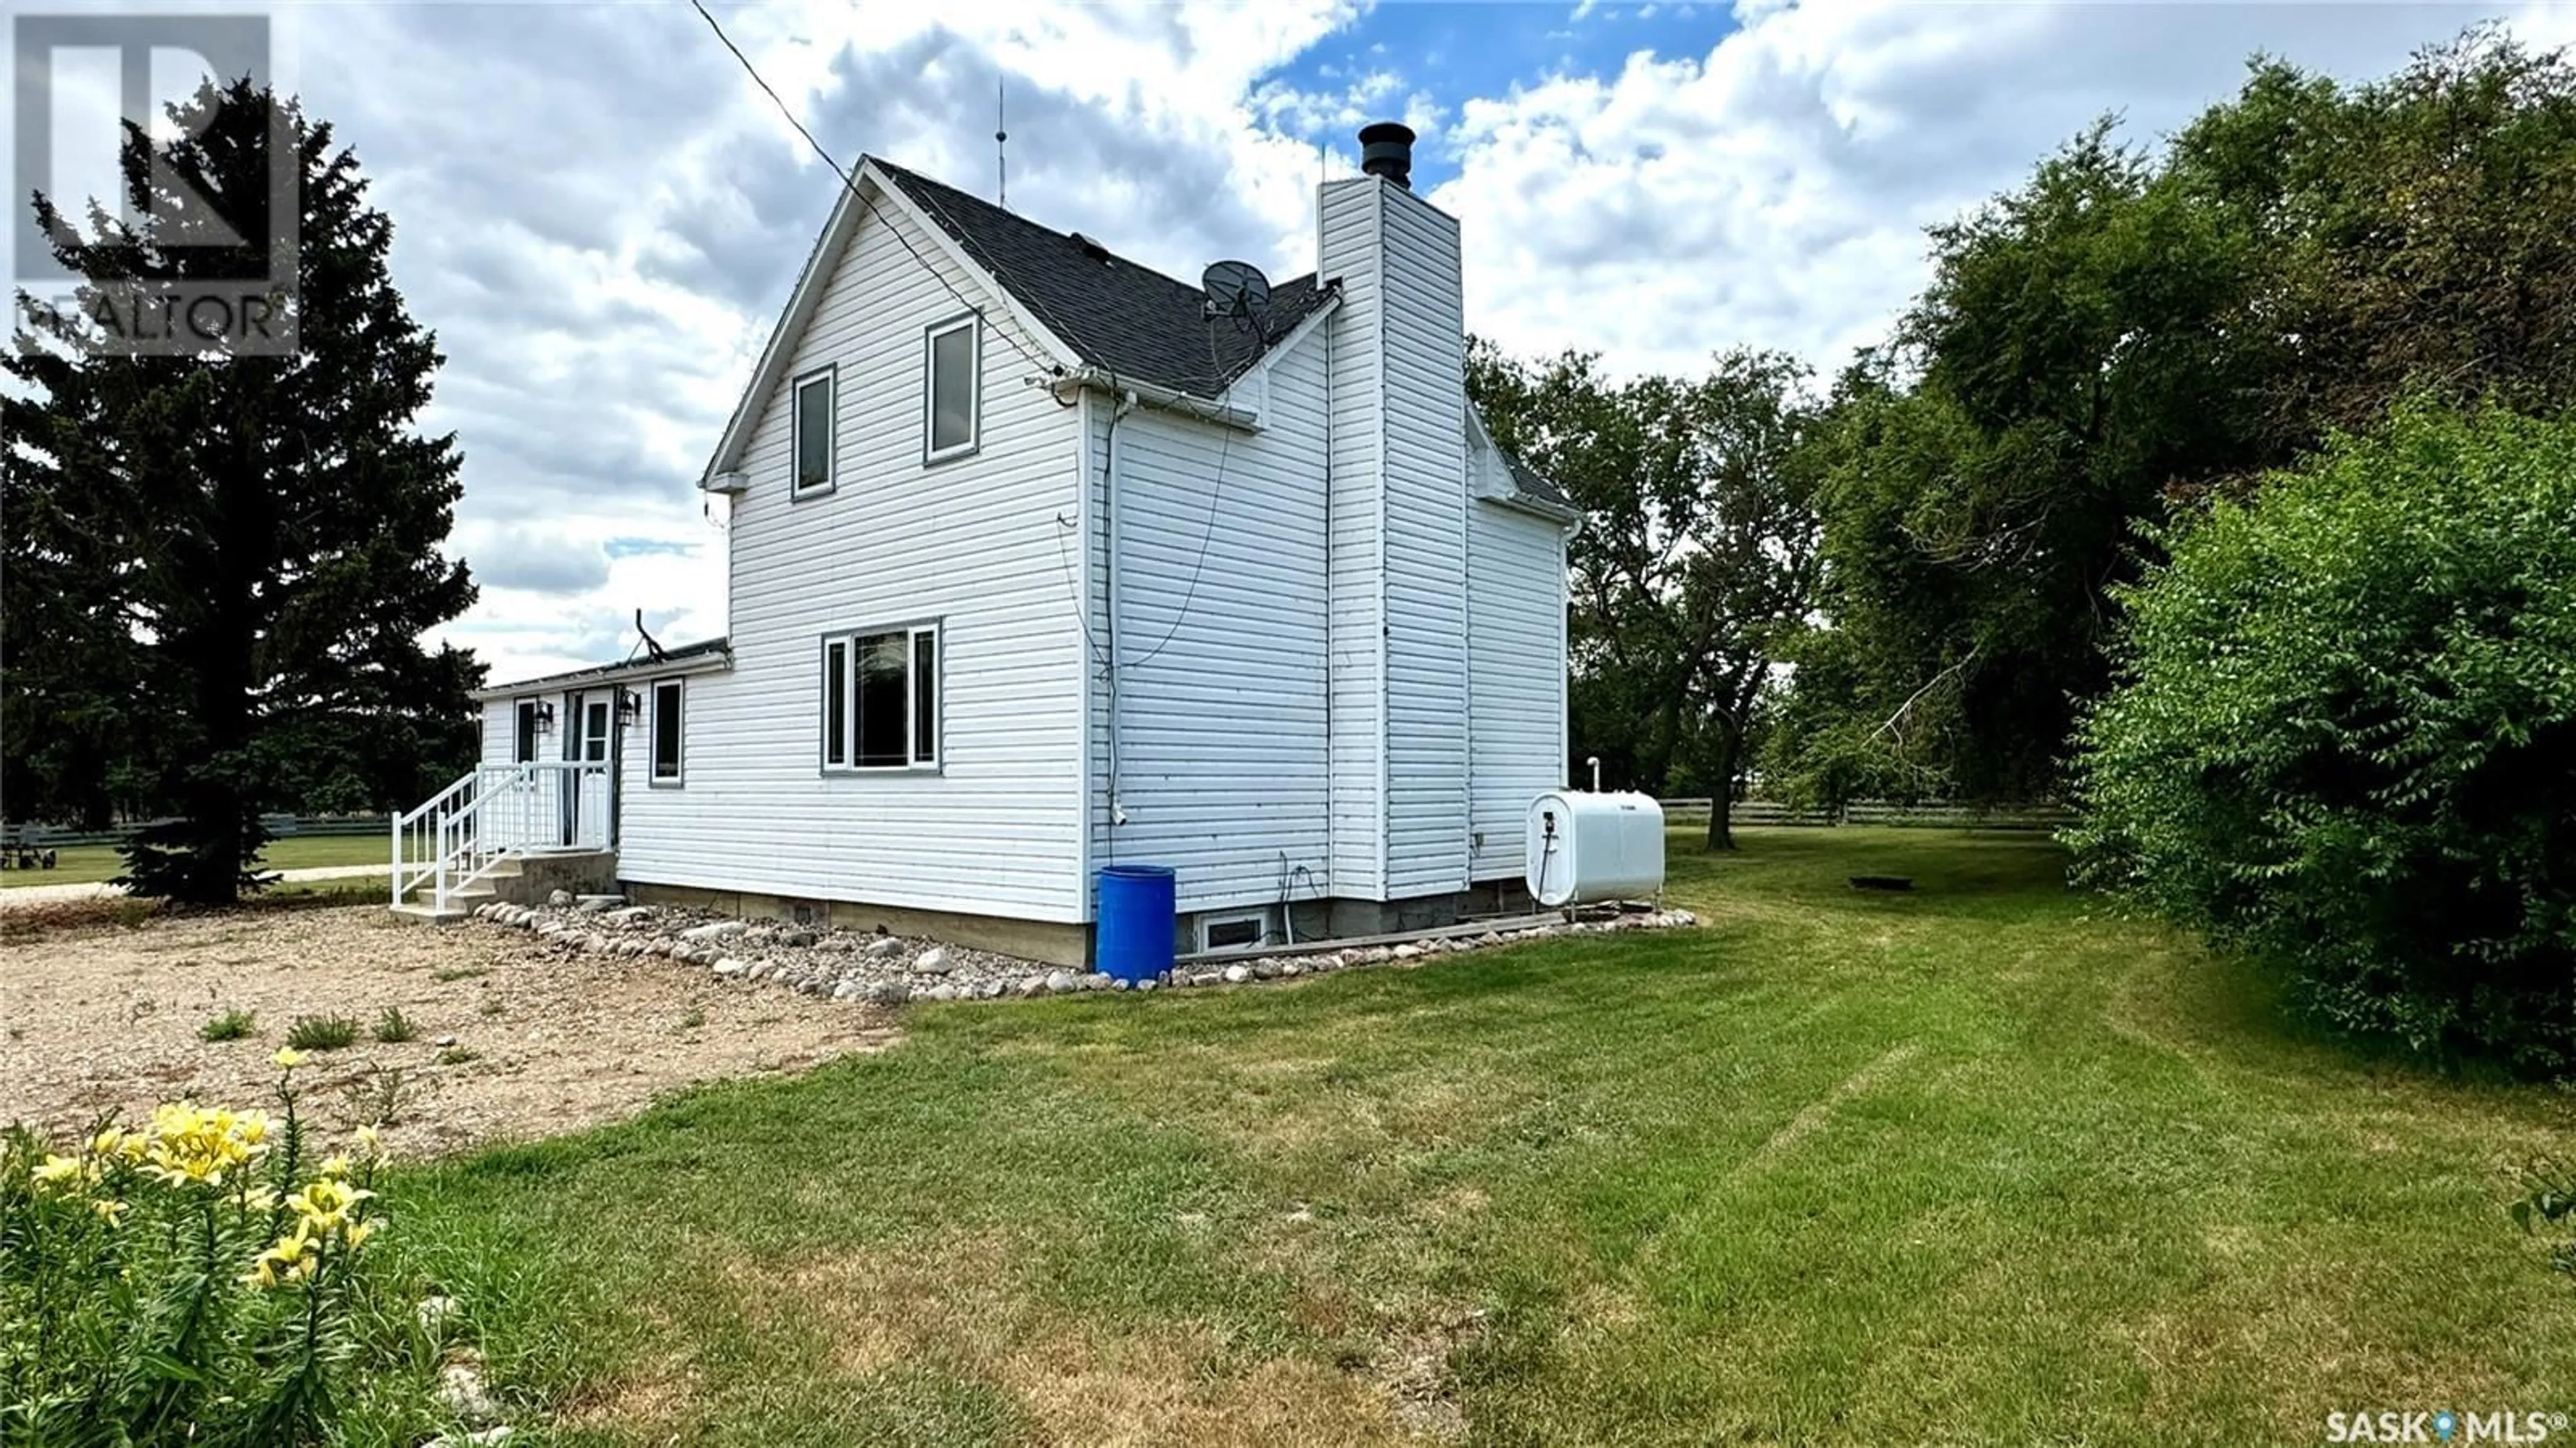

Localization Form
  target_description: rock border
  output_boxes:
[469,892,1698,1005]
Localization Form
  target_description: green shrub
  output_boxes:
[373,1006,417,1045]
[0,1054,427,1440]
[2068,403,2576,1072]
[198,1009,256,1043]
[284,1013,359,1052]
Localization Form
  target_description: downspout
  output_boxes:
[1104,389,1138,857]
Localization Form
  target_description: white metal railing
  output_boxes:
[391,760,610,912]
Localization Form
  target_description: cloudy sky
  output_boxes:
[25,0,2576,684]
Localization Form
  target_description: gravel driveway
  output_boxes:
[0,904,899,1158]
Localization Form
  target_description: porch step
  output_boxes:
[388,900,474,923]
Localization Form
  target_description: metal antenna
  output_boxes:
[996,77,1008,207]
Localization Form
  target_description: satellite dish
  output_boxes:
[1201,260,1272,332]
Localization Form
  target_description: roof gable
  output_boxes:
[704,157,1333,486]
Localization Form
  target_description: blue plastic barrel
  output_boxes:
[1095,864,1177,983]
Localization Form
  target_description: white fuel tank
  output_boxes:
[1525,791,1665,909]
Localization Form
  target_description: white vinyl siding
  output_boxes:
[616,189,1084,923]
[1466,496,1568,878]
[1318,178,1386,898]
[1375,188,1470,896]
[1083,325,1331,914]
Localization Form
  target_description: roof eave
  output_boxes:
[471,642,736,703]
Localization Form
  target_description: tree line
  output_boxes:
[3,81,481,900]
[1471,26,2576,1070]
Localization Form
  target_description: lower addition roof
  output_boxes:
[470,637,733,703]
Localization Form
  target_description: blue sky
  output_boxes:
[1267,3,1745,189]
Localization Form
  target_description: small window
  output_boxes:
[792,366,835,495]
[1200,911,1268,953]
[925,317,978,462]
[582,699,610,764]
[514,699,538,763]
[650,678,684,784]
[822,639,848,768]
[821,622,940,771]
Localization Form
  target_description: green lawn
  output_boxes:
[0,831,386,886]
[391,829,2573,1446]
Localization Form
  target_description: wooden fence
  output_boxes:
[1659,798,2073,831]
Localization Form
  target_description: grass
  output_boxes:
[388,829,2576,1446]
[375,1005,419,1044]
[284,1013,360,1052]
[197,1009,257,1043]
[0,832,386,888]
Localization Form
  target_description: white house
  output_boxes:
[408,123,1578,966]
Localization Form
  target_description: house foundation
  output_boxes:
[623,881,1091,968]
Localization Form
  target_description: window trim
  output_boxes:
[818,620,942,774]
[922,313,981,466]
[790,364,837,498]
[648,677,685,787]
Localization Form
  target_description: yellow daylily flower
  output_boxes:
[30,1153,88,1188]
[354,1124,383,1161]
[272,1047,307,1070]
[91,1198,129,1226]
[318,1154,352,1179]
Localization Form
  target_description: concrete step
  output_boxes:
[387,900,473,923]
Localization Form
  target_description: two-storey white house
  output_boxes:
[416,124,1578,966]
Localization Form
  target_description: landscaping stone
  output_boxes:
[603,906,653,927]
[864,978,911,1006]
[547,889,574,908]
[680,920,746,943]
[1044,970,1077,995]
[1019,975,1047,998]
[437,1357,501,1426]
[781,928,817,947]
[1393,944,1423,960]
[1222,964,1252,984]
[911,947,951,975]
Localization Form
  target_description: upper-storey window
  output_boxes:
[925,315,979,463]
[792,366,835,496]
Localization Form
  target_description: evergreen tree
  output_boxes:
[2,79,480,901]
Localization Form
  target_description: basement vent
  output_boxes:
[790,902,816,927]
[1199,911,1267,953]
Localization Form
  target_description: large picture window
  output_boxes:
[820,623,938,770]
[924,316,978,462]
[792,366,835,495]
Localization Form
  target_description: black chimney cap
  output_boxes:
[1358,121,1415,189]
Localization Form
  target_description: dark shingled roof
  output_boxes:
[1503,454,1574,512]
[873,157,1330,397]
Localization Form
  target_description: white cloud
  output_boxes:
[43,0,2559,690]
[1437,1,2576,380]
